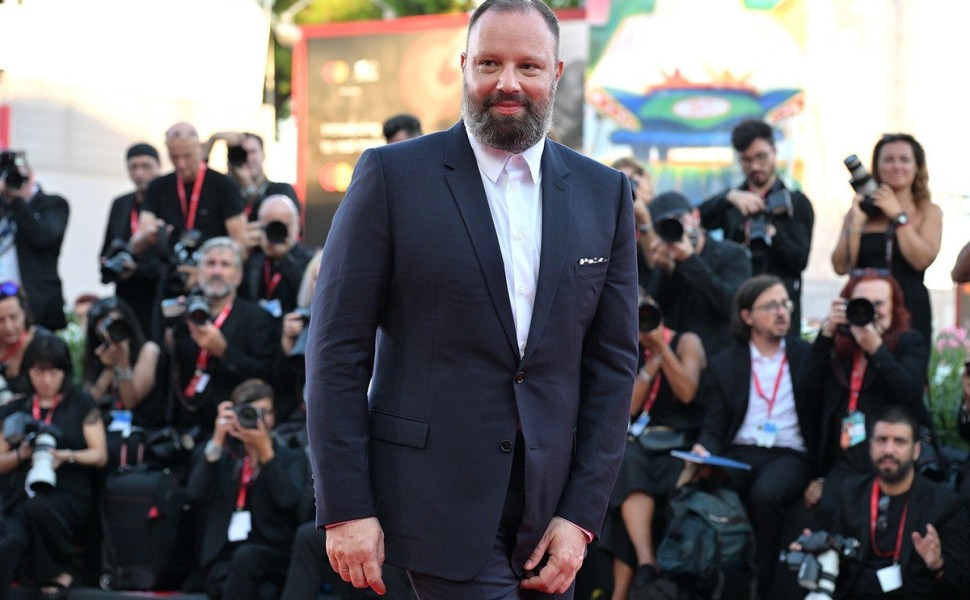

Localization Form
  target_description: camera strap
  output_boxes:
[262,259,283,299]
[235,455,254,511]
[870,481,909,561]
[129,203,140,236]
[848,351,867,414]
[176,162,207,232]
[642,328,673,415]
[31,393,62,426]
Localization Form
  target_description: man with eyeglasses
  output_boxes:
[793,406,969,599]
[699,119,814,336]
[692,274,821,599]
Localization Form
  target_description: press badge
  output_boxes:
[841,412,866,449]
[107,410,133,437]
[876,564,902,592]
[755,421,777,448]
[259,298,283,318]
[628,412,651,437]
[228,510,252,542]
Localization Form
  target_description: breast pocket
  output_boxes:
[573,261,609,278]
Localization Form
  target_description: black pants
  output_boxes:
[206,543,290,600]
[723,445,810,592]
[0,505,29,600]
[25,489,92,584]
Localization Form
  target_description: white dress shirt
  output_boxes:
[467,126,544,358]
[733,338,806,451]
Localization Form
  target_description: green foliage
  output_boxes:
[57,310,87,388]
[927,326,970,450]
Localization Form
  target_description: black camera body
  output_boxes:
[2,411,62,448]
[0,150,28,190]
[97,315,133,345]
[653,217,684,244]
[837,298,876,335]
[747,188,793,251]
[638,298,662,332]
[263,220,289,245]
[227,145,248,169]
[844,154,882,217]
[779,531,860,593]
[234,403,266,429]
[160,291,211,325]
[101,238,136,284]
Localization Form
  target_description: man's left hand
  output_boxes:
[912,523,944,571]
[188,321,229,358]
[520,516,587,594]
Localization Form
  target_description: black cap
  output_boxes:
[648,191,692,222]
[126,143,159,162]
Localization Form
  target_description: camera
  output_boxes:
[837,298,876,335]
[234,403,266,429]
[227,145,248,169]
[160,290,211,325]
[653,217,684,244]
[97,315,133,345]
[0,150,28,190]
[2,412,63,492]
[101,238,136,284]
[638,298,662,332]
[747,188,793,252]
[156,226,204,297]
[844,154,882,217]
[263,220,289,245]
[779,531,859,595]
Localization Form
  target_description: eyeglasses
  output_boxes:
[739,151,774,167]
[0,281,19,300]
[752,299,794,314]
[876,495,890,532]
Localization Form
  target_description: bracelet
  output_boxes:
[113,367,133,381]
[67,450,76,464]
[636,369,652,384]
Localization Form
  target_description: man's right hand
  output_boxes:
[726,190,765,217]
[326,517,387,595]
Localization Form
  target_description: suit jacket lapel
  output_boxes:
[522,140,570,362]
[443,123,518,357]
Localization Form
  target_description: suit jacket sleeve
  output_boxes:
[696,359,729,455]
[10,191,69,251]
[306,149,391,526]
[677,241,752,321]
[868,331,927,414]
[768,191,814,276]
[554,171,639,537]
[699,190,732,231]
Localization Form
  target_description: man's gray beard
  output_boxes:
[201,280,232,300]
[462,80,556,154]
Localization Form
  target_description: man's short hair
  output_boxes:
[731,119,775,153]
[382,114,422,143]
[468,0,560,56]
[611,156,645,177]
[729,274,785,342]
[198,236,243,271]
[231,378,275,407]
[242,132,264,149]
[871,405,920,441]
[126,143,160,162]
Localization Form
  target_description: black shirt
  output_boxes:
[143,168,245,245]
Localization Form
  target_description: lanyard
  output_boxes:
[193,303,233,372]
[130,203,140,236]
[0,331,27,363]
[849,351,867,414]
[262,259,283,299]
[176,163,207,231]
[235,456,254,511]
[751,353,788,418]
[31,394,62,426]
[870,481,909,561]
[642,328,673,415]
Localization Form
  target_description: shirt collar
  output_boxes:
[749,337,786,363]
[465,122,545,184]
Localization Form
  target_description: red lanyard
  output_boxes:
[642,328,673,415]
[751,353,788,418]
[193,303,233,372]
[870,481,909,561]
[0,331,27,363]
[130,204,140,236]
[262,259,282,299]
[176,163,207,231]
[31,394,62,425]
[235,456,254,511]
[849,351,867,414]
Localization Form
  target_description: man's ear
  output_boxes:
[740,309,753,327]
[913,439,921,462]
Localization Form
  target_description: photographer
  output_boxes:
[239,194,312,319]
[644,191,751,354]
[612,156,656,290]
[99,143,164,336]
[808,271,929,526]
[700,120,814,334]
[186,379,311,600]
[0,333,107,599]
[831,133,941,348]
[205,131,299,222]
[791,407,969,599]
[0,150,69,332]
[0,282,49,402]
[171,237,277,432]
[601,293,706,600]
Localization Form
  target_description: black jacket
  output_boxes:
[8,186,68,330]
[239,243,313,317]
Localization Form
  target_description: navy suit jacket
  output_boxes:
[305,123,638,579]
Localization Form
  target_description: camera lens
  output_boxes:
[638,301,662,332]
[235,405,261,429]
[100,316,132,344]
[654,217,684,244]
[264,220,289,245]
[186,296,210,325]
[227,145,248,168]
[845,298,876,327]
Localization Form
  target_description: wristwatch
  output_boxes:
[894,212,910,227]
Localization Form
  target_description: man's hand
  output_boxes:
[232,412,275,464]
[727,190,765,217]
[912,523,944,571]
[646,238,675,274]
[803,479,824,508]
[519,516,588,594]
[851,323,883,355]
[326,517,387,595]
[242,221,264,252]
[188,321,229,359]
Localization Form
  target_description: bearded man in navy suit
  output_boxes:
[305,1,638,598]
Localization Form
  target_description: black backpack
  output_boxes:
[656,482,757,599]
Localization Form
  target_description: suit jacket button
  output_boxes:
[500,440,513,452]
[514,371,526,384]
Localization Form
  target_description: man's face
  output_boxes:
[127,155,159,194]
[738,137,777,189]
[851,279,893,333]
[870,421,919,483]
[742,284,791,341]
[198,247,242,300]
[460,8,563,154]
[167,136,203,181]
[241,136,265,175]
